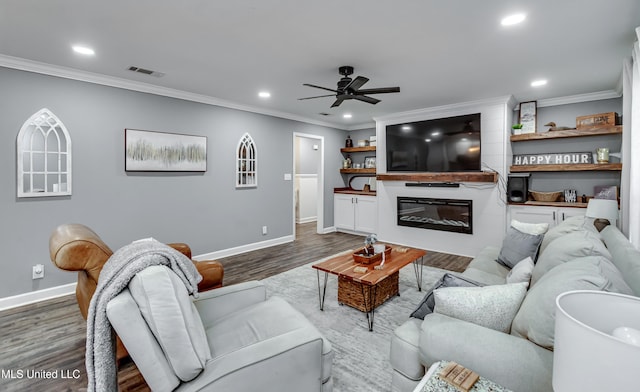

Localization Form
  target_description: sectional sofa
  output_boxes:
[390,216,640,392]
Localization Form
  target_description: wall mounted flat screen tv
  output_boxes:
[386,113,481,172]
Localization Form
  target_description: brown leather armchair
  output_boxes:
[49,223,224,362]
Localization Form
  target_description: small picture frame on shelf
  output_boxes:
[364,156,376,169]
[518,101,537,134]
[594,185,618,200]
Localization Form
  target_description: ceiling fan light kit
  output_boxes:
[300,65,400,108]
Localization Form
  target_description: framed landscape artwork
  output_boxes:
[518,101,537,134]
[125,129,207,172]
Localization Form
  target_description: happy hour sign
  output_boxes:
[513,152,593,165]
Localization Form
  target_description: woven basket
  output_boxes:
[338,272,399,312]
[530,190,562,202]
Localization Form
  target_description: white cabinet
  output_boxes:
[508,205,585,227]
[334,194,377,234]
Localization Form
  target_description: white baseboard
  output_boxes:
[0,283,76,312]
[334,227,368,236]
[0,235,295,311]
[193,235,294,261]
[296,216,317,224]
[323,226,337,234]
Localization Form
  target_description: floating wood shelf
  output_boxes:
[510,163,622,172]
[340,168,376,174]
[523,201,588,208]
[376,172,498,183]
[341,146,377,153]
[510,126,622,142]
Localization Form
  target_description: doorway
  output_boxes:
[293,133,324,238]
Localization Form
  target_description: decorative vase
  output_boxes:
[345,135,353,148]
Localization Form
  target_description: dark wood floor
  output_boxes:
[0,223,471,392]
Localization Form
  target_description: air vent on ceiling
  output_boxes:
[127,66,165,78]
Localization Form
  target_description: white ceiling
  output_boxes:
[1,1,638,129]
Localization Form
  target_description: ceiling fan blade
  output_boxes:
[353,95,380,105]
[298,94,336,100]
[331,95,350,107]
[346,76,369,91]
[355,87,400,95]
[303,83,338,93]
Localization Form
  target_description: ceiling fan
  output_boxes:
[299,66,400,108]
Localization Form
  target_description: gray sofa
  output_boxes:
[390,216,640,392]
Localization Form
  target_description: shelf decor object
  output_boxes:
[125,129,207,172]
[513,152,592,166]
[236,132,257,188]
[529,190,562,202]
[518,101,537,134]
[17,108,72,197]
[364,156,377,169]
[553,290,640,392]
[576,112,618,130]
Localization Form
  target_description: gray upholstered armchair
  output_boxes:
[106,266,334,392]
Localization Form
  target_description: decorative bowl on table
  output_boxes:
[529,190,562,202]
[353,245,392,265]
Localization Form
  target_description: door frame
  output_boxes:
[292,132,325,236]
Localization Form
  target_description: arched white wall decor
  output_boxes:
[236,133,257,188]
[17,108,72,197]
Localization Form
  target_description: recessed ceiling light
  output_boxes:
[501,13,526,26]
[431,131,442,136]
[531,79,548,87]
[425,138,432,142]
[343,113,352,119]
[72,45,95,56]
[258,91,271,98]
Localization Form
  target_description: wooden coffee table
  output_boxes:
[312,245,427,331]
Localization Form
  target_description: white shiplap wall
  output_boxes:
[374,96,516,257]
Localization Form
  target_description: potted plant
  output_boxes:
[512,123,523,134]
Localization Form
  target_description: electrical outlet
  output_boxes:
[32,264,44,280]
[262,226,268,235]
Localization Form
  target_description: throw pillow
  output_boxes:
[511,259,613,350]
[506,256,534,285]
[129,265,211,381]
[433,282,528,333]
[531,230,612,286]
[511,219,549,235]
[539,216,590,254]
[497,226,544,268]
[410,273,483,319]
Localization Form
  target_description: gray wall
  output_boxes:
[295,137,320,175]
[512,98,623,196]
[0,66,347,298]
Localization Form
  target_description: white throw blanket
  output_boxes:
[85,239,202,392]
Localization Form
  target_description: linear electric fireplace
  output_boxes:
[397,197,473,234]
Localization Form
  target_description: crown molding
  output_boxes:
[512,90,622,110]
[0,54,349,130]
[373,95,515,125]
[346,122,376,131]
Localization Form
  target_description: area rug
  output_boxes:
[261,251,448,392]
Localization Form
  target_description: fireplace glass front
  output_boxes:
[397,197,472,234]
